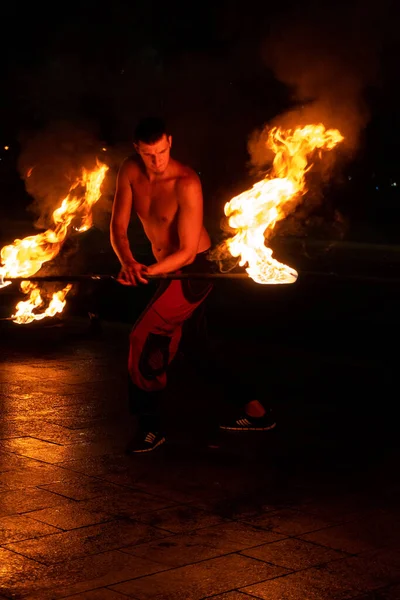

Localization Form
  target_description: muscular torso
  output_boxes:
[126,157,211,261]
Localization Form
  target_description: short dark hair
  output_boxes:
[134,117,168,144]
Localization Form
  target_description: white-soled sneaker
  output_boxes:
[127,431,166,453]
[219,410,276,431]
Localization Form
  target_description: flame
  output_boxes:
[0,162,108,323]
[224,124,344,284]
[11,282,73,324]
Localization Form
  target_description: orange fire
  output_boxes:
[224,124,344,284]
[0,162,108,324]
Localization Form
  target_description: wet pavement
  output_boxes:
[1,274,400,599]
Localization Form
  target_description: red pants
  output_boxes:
[128,252,213,423]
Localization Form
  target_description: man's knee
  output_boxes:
[130,327,171,375]
[139,332,171,379]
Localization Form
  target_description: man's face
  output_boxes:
[135,134,172,175]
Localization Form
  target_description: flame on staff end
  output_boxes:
[0,162,108,324]
[11,282,73,325]
[223,124,344,284]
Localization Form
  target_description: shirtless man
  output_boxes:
[111,117,275,453]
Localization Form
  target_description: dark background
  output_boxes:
[1,0,400,256]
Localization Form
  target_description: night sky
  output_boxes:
[1,0,400,243]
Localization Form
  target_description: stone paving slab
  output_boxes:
[242,507,336,535]
[299,511,400,554]
[3,549,167,599]
[241,566,363,599]
[132,505,228,534]
[0,486,75,518]
[0,463,92,490]
[0,318,400,599]
[4,519,166,565]
[110,554,288,599]
[241,537,349,570]
[204,594,261,600]
[37,477,132,502]
[121,521,285,568]
[0,514,60,544]
[26,503,112,530]
[61,591,132,599]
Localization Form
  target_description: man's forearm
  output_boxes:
[147,249,195,275]
[110,228,136,266]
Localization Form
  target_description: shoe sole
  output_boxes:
[219,422,276,431]
[128,437,166,453]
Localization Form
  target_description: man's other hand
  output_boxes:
[117,261,149,286]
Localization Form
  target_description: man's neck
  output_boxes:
[146,160,173,183]
[147,171,163,183]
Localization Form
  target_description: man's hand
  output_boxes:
[117,261,149,286]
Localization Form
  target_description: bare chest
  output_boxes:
[132,179,178,225]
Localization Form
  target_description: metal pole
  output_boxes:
[1,273,250,284]
[2,271,400,285]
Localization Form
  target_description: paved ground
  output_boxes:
[1,273,400,599]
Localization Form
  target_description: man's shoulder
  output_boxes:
[173,163,202,204]
[120,155,142,179]
[173,160,200,185]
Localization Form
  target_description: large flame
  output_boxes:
[0,162,108,323]
[224,124,344,284]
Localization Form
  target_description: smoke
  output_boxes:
[249,0,385,172]
[243,0,389,240]
[210,0,389,267]
[17,121,118,229]
[14,121,131,275]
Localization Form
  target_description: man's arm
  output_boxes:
[147,175,203,275]
[110,161,148,285]
[110,162,135,265]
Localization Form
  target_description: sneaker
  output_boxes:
[126,431,166,453]
[219,410,276,431]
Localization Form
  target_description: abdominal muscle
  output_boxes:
[141,219,211,263]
